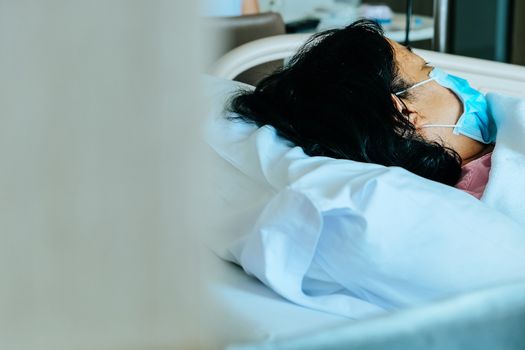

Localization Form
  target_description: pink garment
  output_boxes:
[455,152,492,199]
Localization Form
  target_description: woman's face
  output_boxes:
[389,39,487,164]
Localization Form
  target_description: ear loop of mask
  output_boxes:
[394,76,459,130]
[395,77,435,96]
[420,124,457,129]
[394,78,432,121]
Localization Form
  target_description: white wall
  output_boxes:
[0,1,208,349]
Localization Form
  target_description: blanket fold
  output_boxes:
[206,76,525,318]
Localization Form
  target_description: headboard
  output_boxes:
[210,34,525,97]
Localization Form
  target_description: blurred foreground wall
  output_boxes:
[0,1,209,349]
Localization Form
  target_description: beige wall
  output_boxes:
[0,1,209,349]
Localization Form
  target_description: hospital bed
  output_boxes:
[212,33,525,97]
[206,34,525,350]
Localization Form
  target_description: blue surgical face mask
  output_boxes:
[395,67,497,144]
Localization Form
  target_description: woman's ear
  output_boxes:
[391,94,405,114]
[391,94,421,126]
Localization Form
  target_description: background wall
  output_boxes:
[366,0,525,65]
[511,0,525,66]
[0,1,209,349]
[450,0,510,62]
[256,0,525,66]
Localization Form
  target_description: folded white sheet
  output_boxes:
[483,93,525,225]
[205,76,525,319]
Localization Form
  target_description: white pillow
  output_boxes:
[204,76,525,319]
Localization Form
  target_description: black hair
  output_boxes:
[228,20,461,185]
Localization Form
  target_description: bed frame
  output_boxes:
[208,34,525,350]
[211,33,525,97]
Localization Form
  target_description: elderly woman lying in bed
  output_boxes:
[229,20,496,199]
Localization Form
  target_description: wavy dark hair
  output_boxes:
[228,20,461,185]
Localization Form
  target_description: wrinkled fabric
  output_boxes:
[397,68,497,144]
[430,68,497,144]
[455,152,492,199]
[205,76,525,319]
[482,93,525,225]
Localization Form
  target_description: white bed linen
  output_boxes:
[205,76,525,319]
[206,251,349,347]
[482,93,525,224]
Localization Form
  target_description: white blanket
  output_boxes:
[482,93,525,225]
[205,77,525,319]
